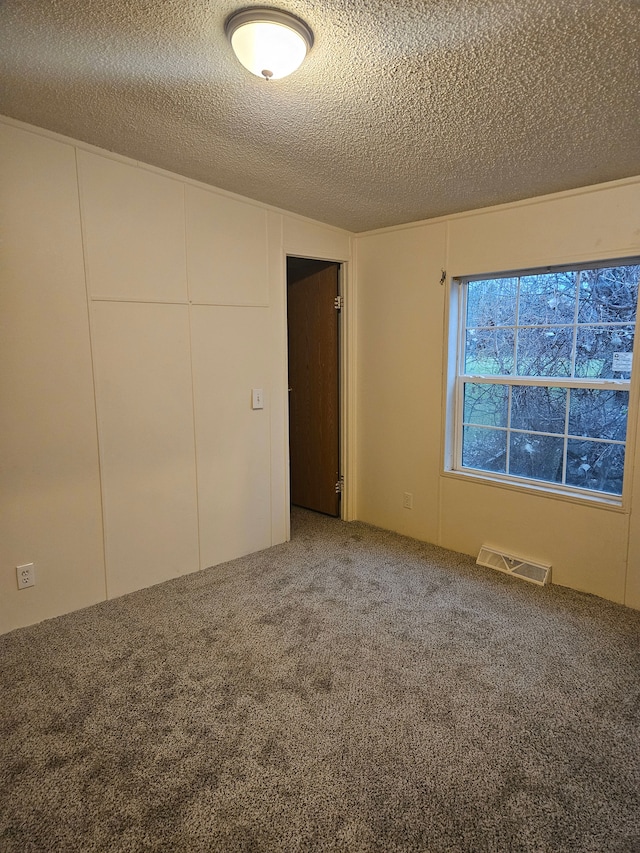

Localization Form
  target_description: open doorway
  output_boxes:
[287,257,341,517]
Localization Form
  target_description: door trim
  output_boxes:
[284,253,355,530]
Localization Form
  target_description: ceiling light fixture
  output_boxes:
[225,7,314,81]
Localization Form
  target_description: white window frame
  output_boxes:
[445,258,640,509]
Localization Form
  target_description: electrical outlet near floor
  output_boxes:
[403,492,413,509]
[16,563,35,589]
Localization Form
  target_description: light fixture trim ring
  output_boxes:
[224,7,314,52]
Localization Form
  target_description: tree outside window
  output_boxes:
[454,261,639,500]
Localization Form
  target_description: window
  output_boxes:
[449,259,640,503]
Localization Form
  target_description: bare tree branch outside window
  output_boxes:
[457,262,639,498]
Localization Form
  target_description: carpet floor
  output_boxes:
[1,509,639,853]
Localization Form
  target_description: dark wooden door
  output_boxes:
[287,260,340,516]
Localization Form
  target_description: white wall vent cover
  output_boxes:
[477,546,551,587]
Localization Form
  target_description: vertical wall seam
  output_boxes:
[73,146,109,601]
[265,213,275,546]
[268,295,275,547]
[346,236,357,521]
[622,381,640,606]
[623,505,632,606]
[184,183,203,572]
[437,220,451,548]
[277,215,290,543]
[621,290,640,605]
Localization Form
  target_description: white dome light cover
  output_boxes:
[225,7,314,80]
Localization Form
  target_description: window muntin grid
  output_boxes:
[456,262,639,500]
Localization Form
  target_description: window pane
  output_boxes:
[462,426,507,473]
[511,386,566,434]
[466,278,517,327]
[566,440,625,495]
[518,272,577,326]
[516,327,572,377]
[568,389,629,442]
[463,383,508,427]
[509,433,564,483]
[574,326,635,379]
[578,265,640,325]
[465,328,514,374]
[455,259,637,503]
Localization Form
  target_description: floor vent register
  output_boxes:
[477,546,551,587]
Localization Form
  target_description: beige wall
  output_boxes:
[0,125,106,632]
[355,222,447,542]
[355,179,640,607]
[625,396,640,609]
[0,117,352,634]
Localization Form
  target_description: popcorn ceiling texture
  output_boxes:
[0,0,638,232]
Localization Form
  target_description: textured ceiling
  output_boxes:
[0,0,639,232]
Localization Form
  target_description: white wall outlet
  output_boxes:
[403,492,413,509]
[16,563,36,589]
[252,388,264,409]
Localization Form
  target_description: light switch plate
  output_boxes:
[252,388,264,409]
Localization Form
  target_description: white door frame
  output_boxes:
[283,251,356,532]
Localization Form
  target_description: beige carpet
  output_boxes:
[1,509,639,852]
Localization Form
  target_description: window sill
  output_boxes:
[440,467,628,513]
